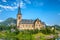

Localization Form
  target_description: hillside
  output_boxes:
[0,18,17,26]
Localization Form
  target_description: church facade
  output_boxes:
[17,5,45,30]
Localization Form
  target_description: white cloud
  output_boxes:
[46,23,54,26]
[20,1,26,8]
[0,1,25,10]
[2,0,7,2]
[0,0,31,11]
[0,5,17,10]
[32,1,44,7]
[0,2,25,11]
[0,20,3,22]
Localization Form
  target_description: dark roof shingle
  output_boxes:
[20,19,34,24]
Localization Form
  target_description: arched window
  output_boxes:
[37,21,39,24]
[39,25,40,26]
[17,26,19,28]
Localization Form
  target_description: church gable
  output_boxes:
[34,18,41,24]
[34,18,44,29]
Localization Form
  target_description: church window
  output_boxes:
[18,26,19,28]
[23,25,24,27]
[39,25,40,26]
[36,25,37,26]
[37,21,39,24]
[28,25,30,28]
[25,25,27,27]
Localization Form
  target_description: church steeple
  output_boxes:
[17,1,22,28]
[18,1,22,15]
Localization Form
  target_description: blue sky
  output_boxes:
[0,0,60,25]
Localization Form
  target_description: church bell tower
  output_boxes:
[17,3,22,28]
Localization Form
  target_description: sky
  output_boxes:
[0,0,60,25]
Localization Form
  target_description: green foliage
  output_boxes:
[0,25,7,31]
[0,25,59,40]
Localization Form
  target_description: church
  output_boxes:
[17,5,45,30]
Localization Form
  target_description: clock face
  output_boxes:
[19,17,20,19]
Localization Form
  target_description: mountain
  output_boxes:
[54,25,60,31]
[0,18,17,26]
[0,18,60,31]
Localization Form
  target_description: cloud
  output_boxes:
[46,23,54,26]
[2,0,7,2]
[20,1,26,8]
[0,20,3,22]
[32,0,44,7]
[0,0,31,11]
[0,1,25,11]
[0,5,17,10]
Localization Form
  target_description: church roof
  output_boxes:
[20,19,35,24]
[20,19,44,24]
